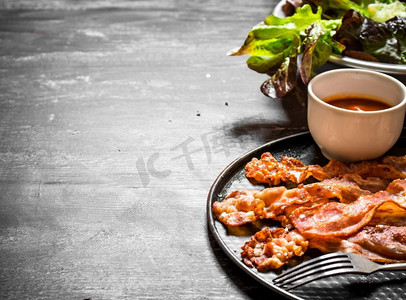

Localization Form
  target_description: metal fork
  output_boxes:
[273,252,406,290]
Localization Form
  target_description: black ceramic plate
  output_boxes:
[207,131,406,300]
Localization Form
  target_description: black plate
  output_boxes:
[207,131,406,300]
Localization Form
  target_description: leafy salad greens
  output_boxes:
[229,0,406,98]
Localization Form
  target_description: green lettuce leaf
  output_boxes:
[229,0,406,98]
[387,17,406,63]
[300,23,337,84]
[335,10,406,63]
[295,0,405,22]
[360,17,405,63]
[229,5,343,98]
[368,0,406,22]
[261,56,298,98]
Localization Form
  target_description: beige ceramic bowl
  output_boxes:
[308,69,406,162]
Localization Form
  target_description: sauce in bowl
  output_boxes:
[323,94,392,112]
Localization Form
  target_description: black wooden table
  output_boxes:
[0,1,405,299]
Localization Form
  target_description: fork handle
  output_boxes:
[379,263,406,271]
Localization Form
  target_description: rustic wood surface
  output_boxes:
[0,1,405,299]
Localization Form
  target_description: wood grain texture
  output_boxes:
[2,1,403,299]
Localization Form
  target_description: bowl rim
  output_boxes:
[308,69,406,115]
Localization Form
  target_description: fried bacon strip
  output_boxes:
[340,174,390,193]
[242,225,406,271]
[241,227,308,272]
[245,153,406,191]
[215,153,406,271]
[212,178,371,227]
[212,187,286,227]
[245,152,329,185]
[214,178,406,234]
[325,155,406,180]
[309,225,406,263]
[290,179,406,238]
[238,179,406,269]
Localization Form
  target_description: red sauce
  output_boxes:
[323,94,392,112]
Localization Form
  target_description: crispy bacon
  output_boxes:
[214,153,406,271]
[324,157,406,182]
[290,179,406,238]
[346,225,406,262]
[245,153,406,191]
[340,174,390,193]
[308,226,406,263]
[242,225,406,270]
[245,152,329,185]
[239,179,406,269]
[212,187,285,227]
[212,178,370,227]
[241,227,308,271]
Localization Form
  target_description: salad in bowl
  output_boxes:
[228,0,406,98]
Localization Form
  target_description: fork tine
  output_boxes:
[273,252,349,283]
[280,267,359,290]
[274,261,353,286]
